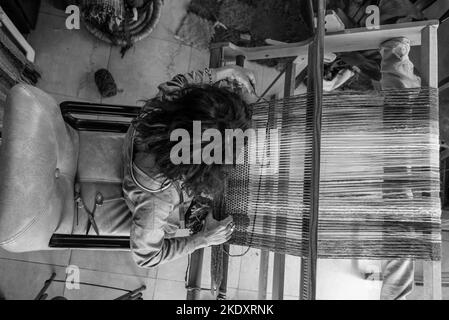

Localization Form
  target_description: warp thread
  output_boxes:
[223,87,441,261]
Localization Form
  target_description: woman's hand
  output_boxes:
[199,211,235,247]
[213,66,256,95]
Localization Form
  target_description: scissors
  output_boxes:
[85,192,103,236]
[75,184,102,236]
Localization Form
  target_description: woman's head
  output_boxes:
[133,85,251,197]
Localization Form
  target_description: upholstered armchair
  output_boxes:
[0,84,139,252]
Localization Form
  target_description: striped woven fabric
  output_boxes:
[224,87,441,261]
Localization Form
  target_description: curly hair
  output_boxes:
[132,85,252,197]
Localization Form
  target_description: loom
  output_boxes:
[186,5,442,299]
[226,88,440,261]
[0,1,442,301]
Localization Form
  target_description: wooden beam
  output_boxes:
[300,0,326,301]
[414,0,438,11]
[258,94,277,300]
[420,25,439,88]
[186,46,225,300]
[217,245,229,300]
[423,261,442,299]
[0,7,35,62]
[186,249,204,300]
[284,60,297,97]
[423,0,449,20]
[420,23,442,300]
[212,20,439,61]
[272,61,297,300]
[439,76,449,92]
[272,253,285,300]
[216,53,247,300]
[258,250,270,300]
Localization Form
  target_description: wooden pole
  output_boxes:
[258,250,270,300]
[186,47,225,300]
[259,94,278,300]
[186,249,204,300]
[216,54,246,300]
[420,24,442,300]
[300,0,326,300]
[420,25,439,88]
[271,61,297,300]
[272,253,285,299]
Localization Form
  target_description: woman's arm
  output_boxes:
[130,194,234,268]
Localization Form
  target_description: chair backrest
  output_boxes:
[0,85,79,252]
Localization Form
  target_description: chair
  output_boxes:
[0,84,139,252]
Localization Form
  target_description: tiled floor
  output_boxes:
[1,0,448,300]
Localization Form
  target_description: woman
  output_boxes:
[122,66,256,268]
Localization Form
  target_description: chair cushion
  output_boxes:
[68,131,132,237]
[0,85,79,252]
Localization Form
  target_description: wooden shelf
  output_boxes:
[213,20,440,61]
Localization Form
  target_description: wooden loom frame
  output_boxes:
[185,9,442,300]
